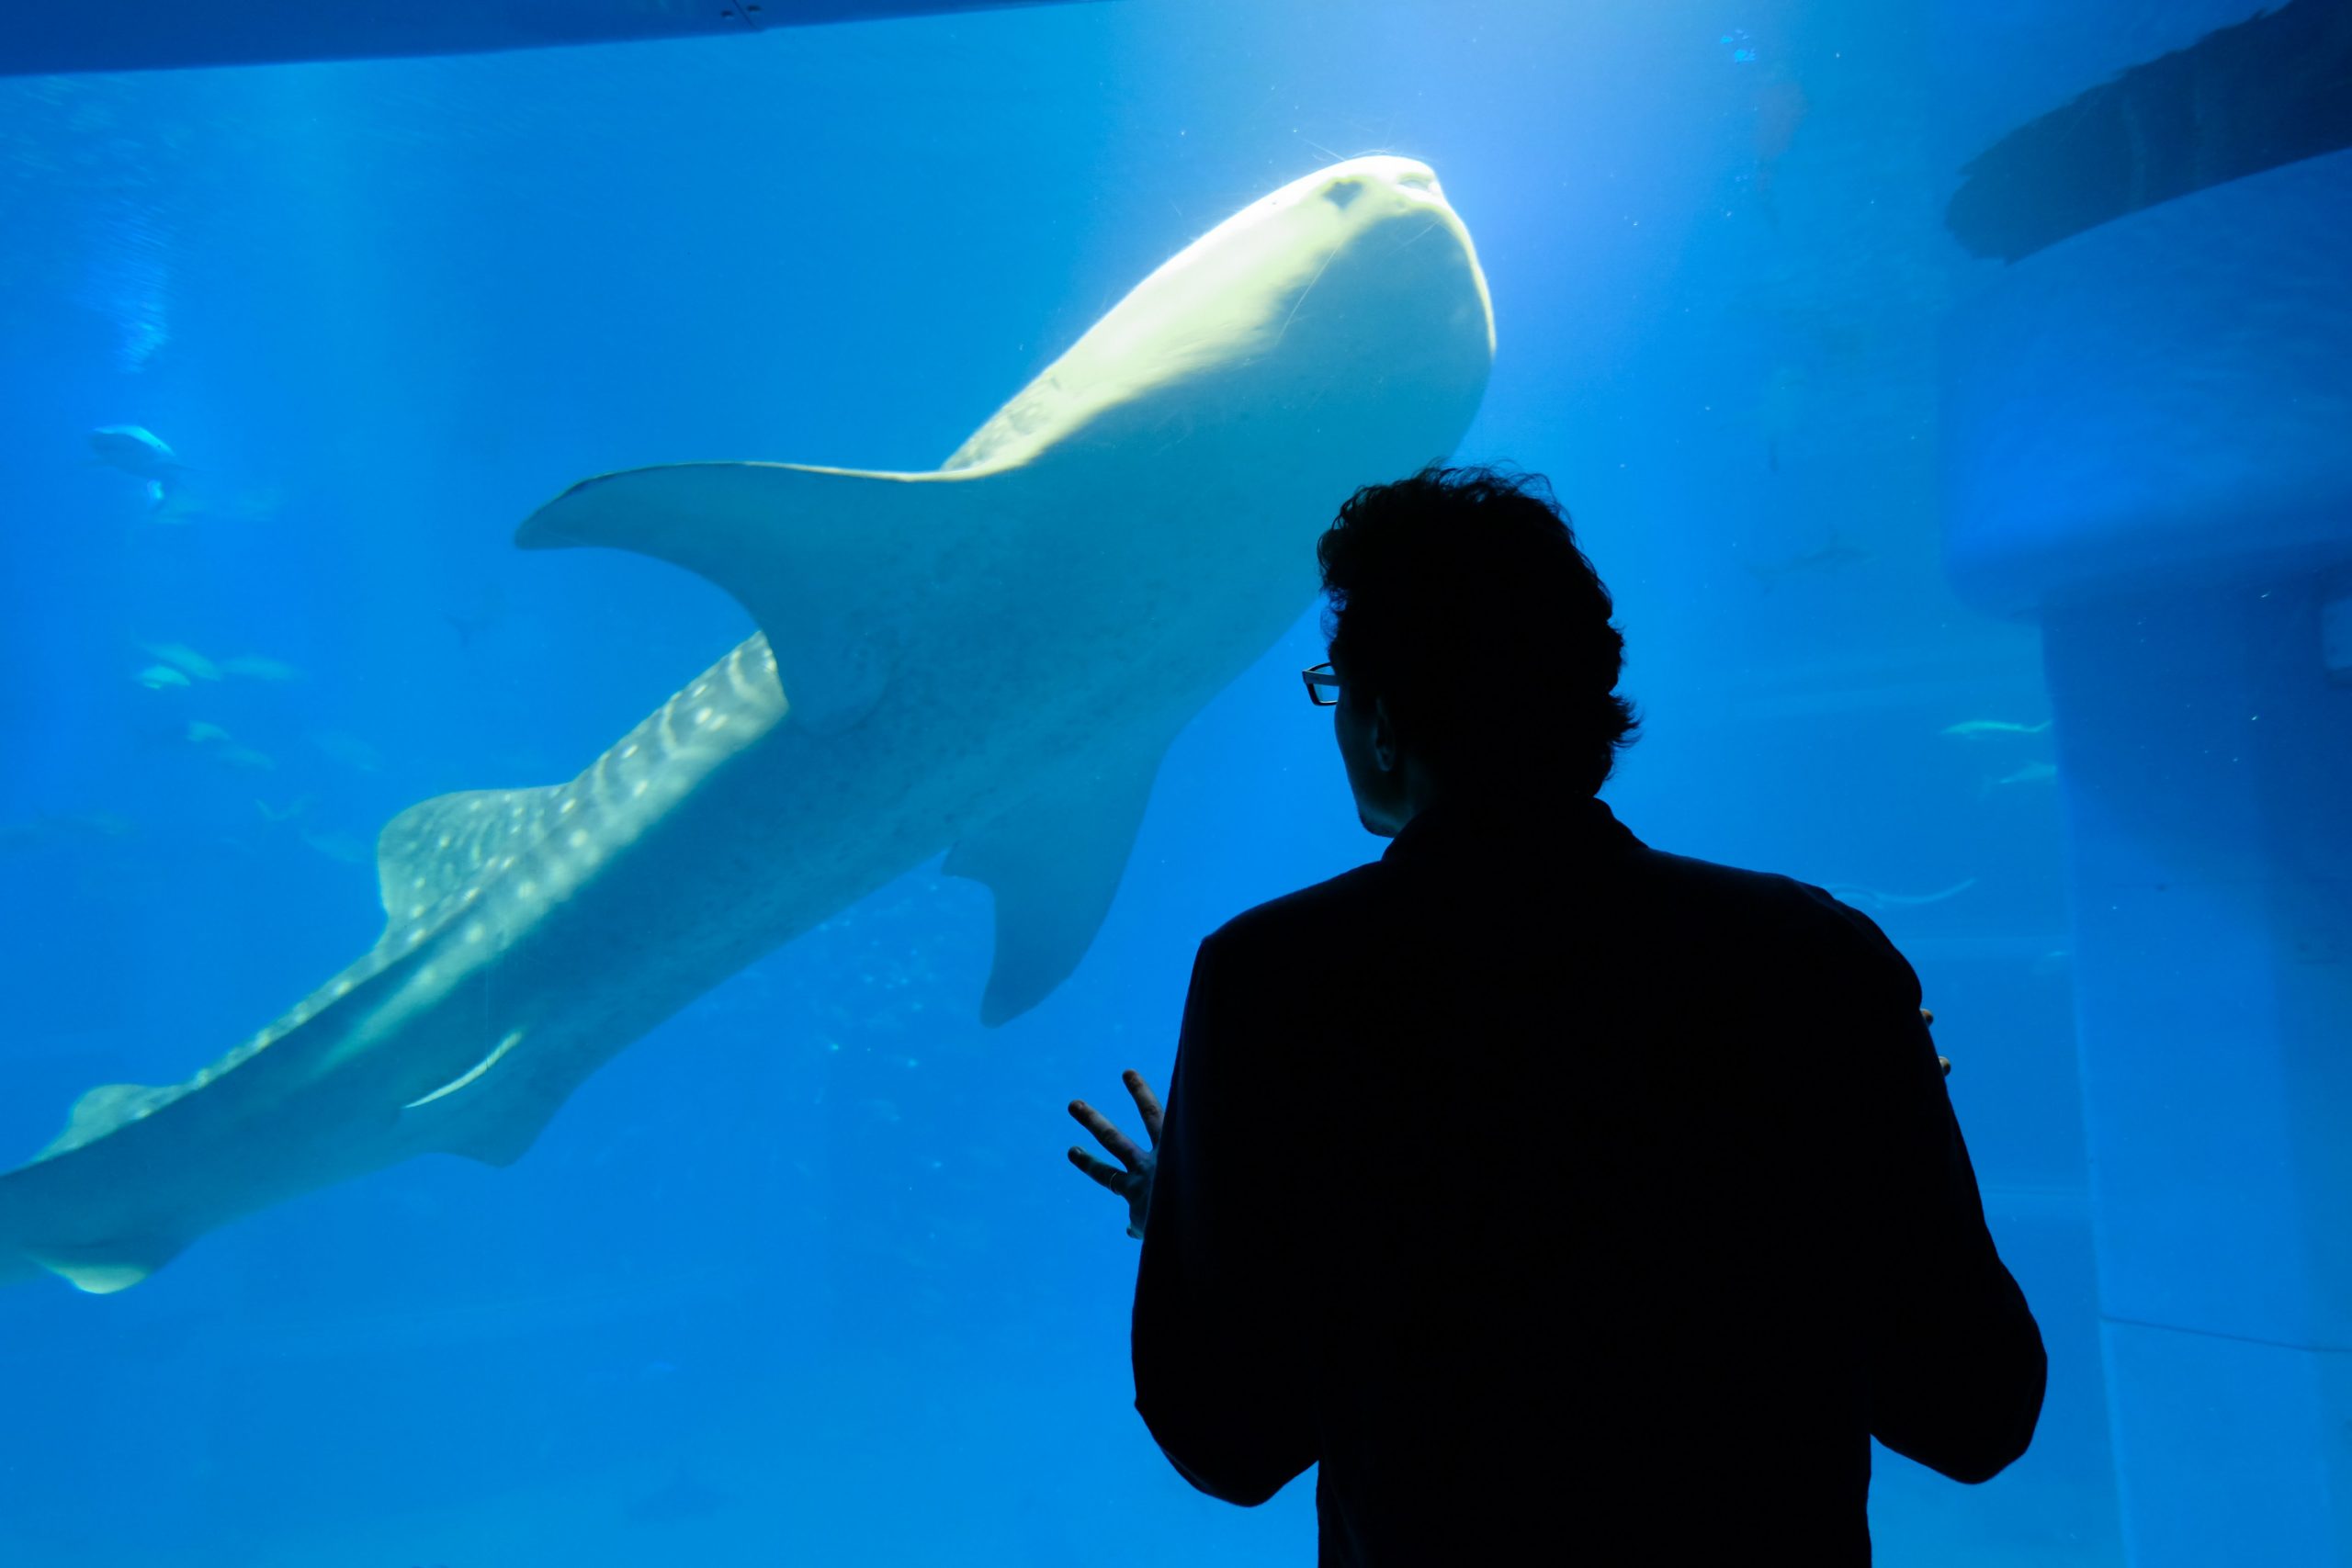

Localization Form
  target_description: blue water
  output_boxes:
[0,3,2125,1562]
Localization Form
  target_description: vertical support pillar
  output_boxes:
[2041,580,2352,1564]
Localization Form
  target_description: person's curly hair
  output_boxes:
[1316,464,1638,795]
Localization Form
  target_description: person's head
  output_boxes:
[1313,464,1636,835]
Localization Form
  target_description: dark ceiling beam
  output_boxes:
[0,0,1107,79]
[1948,0,2352,263]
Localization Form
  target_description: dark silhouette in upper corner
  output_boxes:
[1128,466,2046,1563]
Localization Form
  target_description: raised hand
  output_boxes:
[1069,1068,1163,1240]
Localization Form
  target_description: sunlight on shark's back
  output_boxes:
[943,156,1492,474]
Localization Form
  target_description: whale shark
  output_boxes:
[0,156,1494,1294]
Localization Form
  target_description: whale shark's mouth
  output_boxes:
[1311,156,1441,201]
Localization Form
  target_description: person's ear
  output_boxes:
[1372,696,1400,773]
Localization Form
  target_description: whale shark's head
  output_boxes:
[1188,154,1496,358]
[943,156,1495,475]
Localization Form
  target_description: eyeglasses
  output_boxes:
[1301,662,1342,706]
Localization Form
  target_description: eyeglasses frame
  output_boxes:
[1302,662,1342,706]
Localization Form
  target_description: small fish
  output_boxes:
[1991,761,2060,787]
[185,721,232,746]
[90,424,179,479]
[1742,532,1868,587]
[299,828,370,865]
[443,582,506,650]
[254,795,313,824]
[1941,719,2052,739]
[213,745,277,773]
[141,642,222,682]
[90,425,185,511]
[0,811,137,855]
[220,653,303,682]
[310,730,383,773]
[136,664,190,690]
[1824,876,1979,912]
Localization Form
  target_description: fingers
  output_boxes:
[1920,1007,1935,1029]
[1067,1145,1130,1194]
[1123,1068,1165,1145]
[1068,1098,1148,1171]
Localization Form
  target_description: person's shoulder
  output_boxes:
[1201,859,1390,958]
[1634,845,1909,963]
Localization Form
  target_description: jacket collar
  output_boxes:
[1380,791,1642,867]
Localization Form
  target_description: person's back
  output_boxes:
[1122,467,2046,1563]
[1200,795,2042,1561]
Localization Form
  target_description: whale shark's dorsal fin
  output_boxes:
[511,451,1157,1010]
[375,785,569,932]
[41,1082,179,1160]
[945,728,1174,1026]
[516,462,1006,735]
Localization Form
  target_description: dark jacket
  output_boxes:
[1131,795,2045,1564]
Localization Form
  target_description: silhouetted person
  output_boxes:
[1070,465,2045,1563]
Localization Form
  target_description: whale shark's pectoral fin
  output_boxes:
[945,731,1172,1027]
[516,461,997,735]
